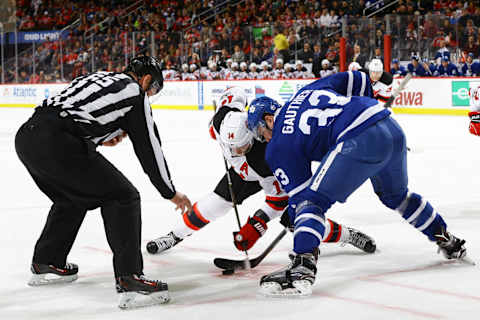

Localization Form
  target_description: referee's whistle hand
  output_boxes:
[171,191,193,215]
[102,132,128,146]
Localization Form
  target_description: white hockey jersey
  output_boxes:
[209,106,288,219]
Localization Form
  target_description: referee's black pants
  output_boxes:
[15,109,143,278]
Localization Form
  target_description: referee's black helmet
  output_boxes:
[125,56,164,94]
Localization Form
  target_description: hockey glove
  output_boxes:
[279,209,294,232]
[468,112,480,136]
[234,216,267,251]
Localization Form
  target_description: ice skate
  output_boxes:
[344,227,376,253]
[28,262,78,286]
[434,228,471,263]
[260,249,317,297]
[146,231,183,254]
[116,274,170,309]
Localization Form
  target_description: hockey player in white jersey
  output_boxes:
[189,64,200,80]
[205,62,221,80]
[320,59,335,78]
[180,64,191,80]
[230,62,240,79]
[468,85,480,136]
[162,64,179,81]
[221,58,233,80]
[258,61,272,79]
[146,87,376,255]
[293,60,307,79]
[248,63,259,79]
[368,58,393,103]
[272,59,285,79]
[237,62,250,80]
[283,63,294,79]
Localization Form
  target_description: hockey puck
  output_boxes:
[222,269,235,275]
[146,241,158,254]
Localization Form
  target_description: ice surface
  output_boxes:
[1,108,479,320]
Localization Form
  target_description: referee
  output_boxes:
[15,56,191,309]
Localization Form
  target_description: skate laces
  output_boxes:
[64,263,76,270]
[346,228,368,249]
[435,230,466,258]
[155,232,180,249]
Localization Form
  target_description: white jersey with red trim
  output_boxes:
[181,72,195,80]
[236,71,249,80]
[162,69,179,80]
[372,79,392,103]
[204,70,221,80]
[320,69,335,78]
[272,69,285,79]
[209,106,288,219]
[248,71,259,80]
[258,70,272,79]
[293,70,307,79]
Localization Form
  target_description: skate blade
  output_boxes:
[259,280,312,297]
[28,273,78,286]
[118,290,170,309]
[458,255,476,266]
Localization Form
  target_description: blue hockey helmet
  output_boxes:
[247,96,282,141]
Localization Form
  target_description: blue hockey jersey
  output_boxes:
[434,63,460,76]
[265,87,390,202]
[302,71,374,98]
[407,63,428,76]
[461,62,480,76]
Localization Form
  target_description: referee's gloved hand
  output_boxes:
[171,191,193,215]
[102,131,128,146]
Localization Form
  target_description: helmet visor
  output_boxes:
[147,79,163,96]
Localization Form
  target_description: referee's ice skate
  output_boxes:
[116,274,170,309]
[260,249,318,297]
[28,262,78,286]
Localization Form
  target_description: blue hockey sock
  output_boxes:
[396,192,447,241]
[293,201,326,254]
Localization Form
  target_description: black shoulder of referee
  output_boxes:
[212,106,241,133]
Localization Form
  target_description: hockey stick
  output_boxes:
[212,99,251,270]
[384,72,412,109]
[214,228,288,270]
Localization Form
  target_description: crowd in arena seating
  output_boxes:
[2,0,480,83]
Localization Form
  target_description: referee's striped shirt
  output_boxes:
[41,71,176,199]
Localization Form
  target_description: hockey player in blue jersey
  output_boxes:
[434,57,460,77]
[247,79,468,297]
[407,55,429,76]
[461,53,480,77]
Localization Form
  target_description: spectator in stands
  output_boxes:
[434,57,460,77]
[273,27,289,64]
[372,47,383,63]
[462,35,479,57]
[232,45,245,63]
[434,39,451,64]
[251,47,263,64]
[407,55,428,76]
[352,44,367,68]
[311,43,322,77]
[298,42,314,64]
[391,59,407,76]
[461,53,480,77]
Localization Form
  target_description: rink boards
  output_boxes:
[0,77,477,115]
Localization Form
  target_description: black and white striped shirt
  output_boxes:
[41,71,176,199]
